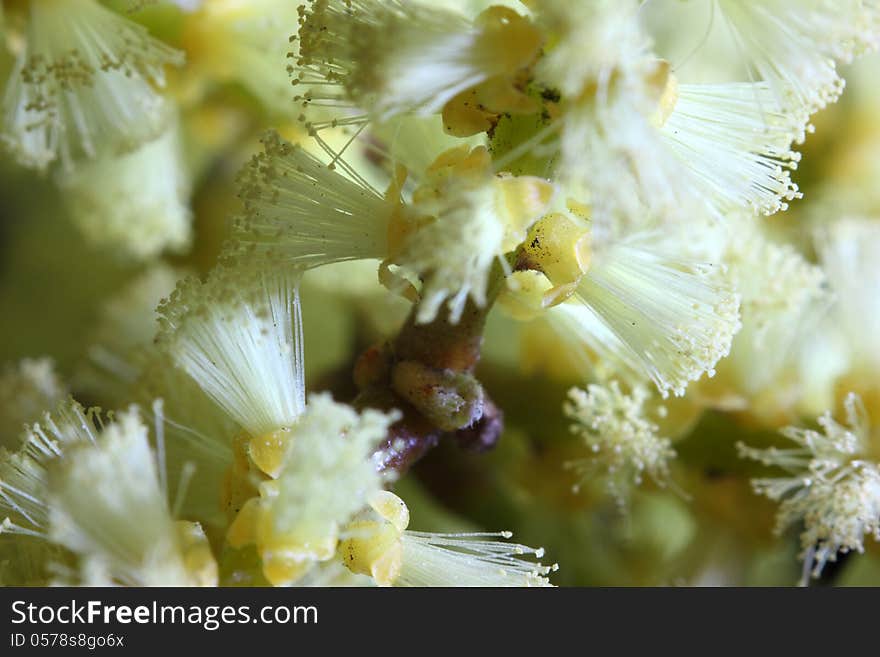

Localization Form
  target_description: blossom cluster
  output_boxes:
[1,0,880,586]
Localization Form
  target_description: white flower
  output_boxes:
[715,0,880,114]
[55,122,192,259]
[660,82,806,217]
[293,0,541,122]
[340,490,556,586]
[234,133,553,325]
[227,393,398,585]
[552,232,741,398]
[558,77,808,226]
[533,0,651,98]
[234,130,394,269]
[788,218,880,415]
[1,0,184,172]
[398,145,554,323]
[157,257,307,441]
[719,220,828,396]
[738,393,880,582]
[564,381,675,504]
[0,399,101,539]
[46,405,217,586]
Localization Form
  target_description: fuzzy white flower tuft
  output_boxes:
[533,0,652,98]
[234,135,553,325]
[340,491,556,587]
[1,0,184,172]
[716,0,880,115]
[660,82,806,217]
[0,399,101,539]
[227,393,398,585]
[399,145,554,323]
[738,393,880,582]
[720,221,828,395]
[47,405,217,586]
[157,258,306,439]
[233,130,393,269]
[562,233,741,398]
[564,381,675,504]
[396,531,556,587]
[56,123,192,259]
[399,180,506,324]
[294,0,541,122]
[558,76,808,226]
[0,358,66,451]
